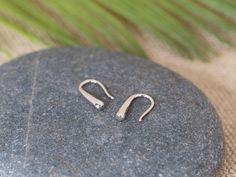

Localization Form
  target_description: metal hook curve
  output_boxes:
[79,79,114,109]
[116,94,155,122]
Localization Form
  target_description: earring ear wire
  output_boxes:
[79,79,114,110]
[116,94,154,122]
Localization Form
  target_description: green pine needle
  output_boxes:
[0,0,236,60]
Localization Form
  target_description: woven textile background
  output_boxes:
[0,25,236,177]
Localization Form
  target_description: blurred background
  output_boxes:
[0,1,236,176]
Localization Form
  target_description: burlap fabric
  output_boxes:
[0,25,235,177]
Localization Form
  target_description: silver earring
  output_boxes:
[79,79,114,110]
[116,94,155,122]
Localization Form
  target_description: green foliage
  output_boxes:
[1,0,236,60]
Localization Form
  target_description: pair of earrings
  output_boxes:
[79,79,155,122]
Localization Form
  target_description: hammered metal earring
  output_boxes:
[116,94,155,122]
[79,79,114,110]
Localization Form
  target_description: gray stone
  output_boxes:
[0,48,224,177]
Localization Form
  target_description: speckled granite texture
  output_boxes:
[0,48,224,177]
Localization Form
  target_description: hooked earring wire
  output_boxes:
[79,79,114,110]
[116,93,154,122]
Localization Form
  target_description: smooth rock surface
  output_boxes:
[0,48,224,177]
